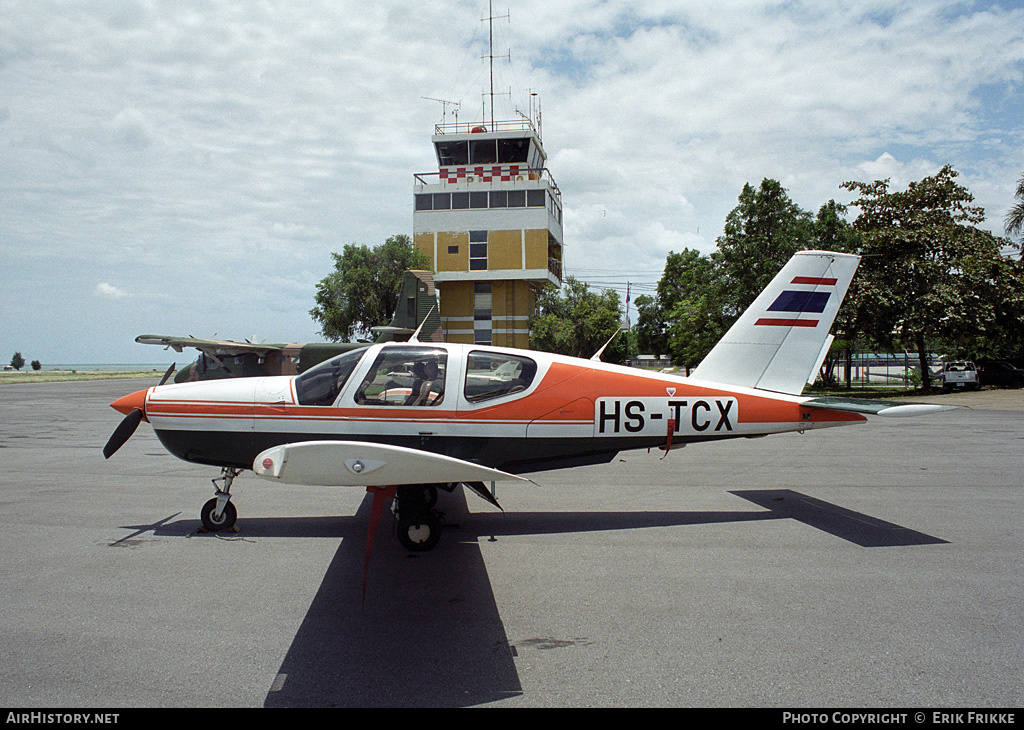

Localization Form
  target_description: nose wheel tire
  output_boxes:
[201,498,237,532]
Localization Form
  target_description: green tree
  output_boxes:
[10,352,25,370]
[1005,172,1024,241]
[842,165,1018,389]
[666,289,731,372]
[530,277,624,360]
[957,254,1024,363]
[634,248,717,363]
[632,293,666,357]
[310,234,430,341]
[657,180,814,369]
[811,200,864,387]
[713,178,814,314]
[812,200,862,254]
[659,249,722,371]
[31,360,41,371]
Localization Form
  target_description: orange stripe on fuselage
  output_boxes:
[146,361,864,428]
[466,362,864,427]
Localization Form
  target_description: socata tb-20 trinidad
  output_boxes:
[103,251,951,564]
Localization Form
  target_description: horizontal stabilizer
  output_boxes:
[253,440,528,487]
[802,397,958,418]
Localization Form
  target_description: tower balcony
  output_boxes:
[413,168,562,228]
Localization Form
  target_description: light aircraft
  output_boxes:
[104,251,953,564]
[136,270,441,383]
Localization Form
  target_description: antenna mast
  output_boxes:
[422,96,461,126]
[483,1,509,129]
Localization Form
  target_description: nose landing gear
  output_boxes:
[200,467,240,532]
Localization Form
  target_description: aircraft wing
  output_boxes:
[801,396,958,418]
[135,334,286,356]
[252,440,530,487]
[369,325,415,337]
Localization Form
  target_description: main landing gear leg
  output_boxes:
[361,484,443,604]
[201,467,240,532]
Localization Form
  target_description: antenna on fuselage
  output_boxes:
[408,305,437,344]
[591,329,621,361]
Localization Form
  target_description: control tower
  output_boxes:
[412,117,563,348]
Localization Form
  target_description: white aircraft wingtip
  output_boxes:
[876,404,960,418]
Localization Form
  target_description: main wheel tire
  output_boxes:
[397,510,441,552]
[201,498,237,532]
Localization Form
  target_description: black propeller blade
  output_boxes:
[158,362,176,386]
[103,408,144,459]
[102,362,173,459]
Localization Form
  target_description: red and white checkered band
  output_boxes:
[440,165,522,183]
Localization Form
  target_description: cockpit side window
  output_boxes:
[464,351,537,403]
[294,349,364,406]
[354,347,448,407]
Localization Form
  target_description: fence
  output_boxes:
[826,353,941,389]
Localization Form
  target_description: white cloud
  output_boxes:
[96,282,130,299]
[1,0,1022,361]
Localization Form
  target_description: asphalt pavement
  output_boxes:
[0,378,1021,707]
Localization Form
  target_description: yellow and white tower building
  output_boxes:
[412,117,563,349]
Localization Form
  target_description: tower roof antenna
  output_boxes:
[422,97,461,126]
[482,1,510,129]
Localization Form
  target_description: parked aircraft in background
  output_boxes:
[137,270,441,383]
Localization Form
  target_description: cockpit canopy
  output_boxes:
[293,345,539,408]
[294,348,363,406]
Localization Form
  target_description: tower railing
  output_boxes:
[413,167,561,202]
[434,117,539,136]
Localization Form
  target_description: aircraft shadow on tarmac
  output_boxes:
[731,490,948,548]
[116,487,946,707]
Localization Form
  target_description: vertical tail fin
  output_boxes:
[688,250,860,394]
[372,270,442,343]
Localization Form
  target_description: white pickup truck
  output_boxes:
[940,361,980,391]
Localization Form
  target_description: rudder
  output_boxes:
[688,250,860,394]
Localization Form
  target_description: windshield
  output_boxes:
[294,349,365,406]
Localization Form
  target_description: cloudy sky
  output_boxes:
[2,0,1023,364]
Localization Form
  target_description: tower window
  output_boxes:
[497,138,530,163]
[436,141,469,166]
[473,282,492,345]
[469,139,497,164]
[469,230,488,271]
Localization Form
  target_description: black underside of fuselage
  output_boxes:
[153,428,744,476]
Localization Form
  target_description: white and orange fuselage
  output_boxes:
[112,341,865,477]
